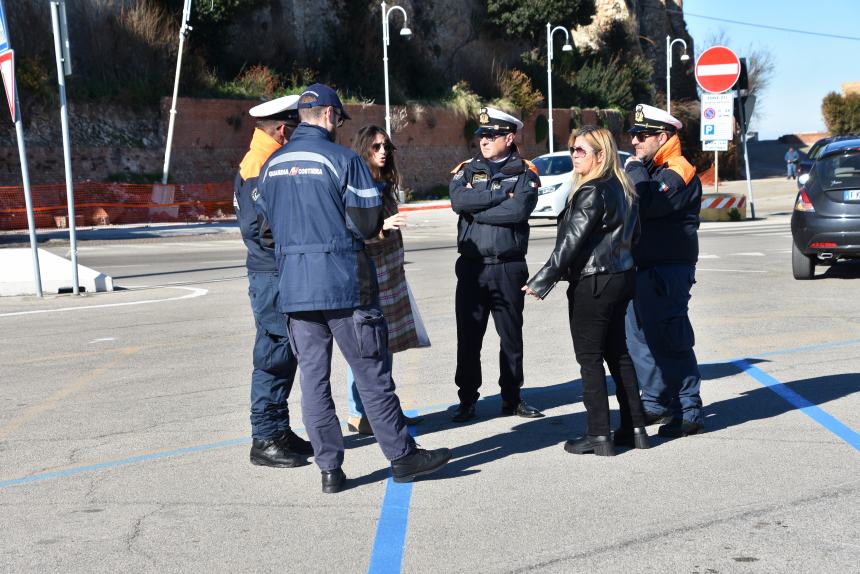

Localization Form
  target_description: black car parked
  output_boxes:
[798,134,860,189]
[791,137,860,279]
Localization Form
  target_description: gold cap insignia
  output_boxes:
[634,105,644,123]
[479,108,489,124]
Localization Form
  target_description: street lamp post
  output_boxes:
[381,1,411,138]
[162,0,193,184]
[665,35,690,115]
[546,23,572,154]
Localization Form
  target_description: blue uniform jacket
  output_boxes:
[256,123,384,313]
[449,147,540,263]
[624,135,701,269]
[234,171,277,272]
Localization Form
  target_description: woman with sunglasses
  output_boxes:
[345,125,426,434]
[523,126,649,456]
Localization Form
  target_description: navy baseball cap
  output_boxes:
[297,83,351,120]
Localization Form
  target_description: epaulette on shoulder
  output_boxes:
[450,158,472,174]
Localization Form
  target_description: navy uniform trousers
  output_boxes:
[248,271,298,439]
[625,264,703,424]
[454,256,528,406]
[286,306,415,471]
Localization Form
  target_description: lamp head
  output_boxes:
[400,27,412,38]
[680,53,690,62]
[561,43,573,52]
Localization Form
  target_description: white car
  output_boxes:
[530,150,631,218]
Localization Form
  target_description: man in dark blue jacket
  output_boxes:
[623,103,704,438]
[234,95,313,468]
[448,107,543,423]
[256,84,450,493]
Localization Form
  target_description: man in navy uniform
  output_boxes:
[234,94,313,468]
[256,84,451,493]
[623,103,704,437]
[448,107,543,423]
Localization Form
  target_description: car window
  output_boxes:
[533,155,572,176]
[816,152,860,191]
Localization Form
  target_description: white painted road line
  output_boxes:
[0,286,208,318]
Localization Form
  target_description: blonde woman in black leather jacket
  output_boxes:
[524,126,649,456]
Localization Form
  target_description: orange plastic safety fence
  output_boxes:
[0,182,235,231]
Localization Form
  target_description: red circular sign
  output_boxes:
[695,45,740,93]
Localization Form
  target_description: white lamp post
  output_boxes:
[162,0,193,184]
[546,23,572,154]
[381,1,411,138]
[665,35,690,115]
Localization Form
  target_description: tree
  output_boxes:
[486,0,595,41]
[822,92,860,134]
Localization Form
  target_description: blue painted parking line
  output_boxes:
[733,359,860,452]
[0,437,250,490]
[367,411,419,574]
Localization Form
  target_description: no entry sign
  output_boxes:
[695,46,740,93]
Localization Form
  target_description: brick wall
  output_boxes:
[1,98,629,192]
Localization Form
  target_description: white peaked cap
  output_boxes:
[249,94,300,118]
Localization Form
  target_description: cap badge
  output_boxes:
[635,105,644,123]
[479,109,489,124]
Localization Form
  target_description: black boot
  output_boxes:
[391,448,452,483]
[321,468,346,493]
[250,437,308,468]
[613,427,651,449]
[563,434,615,456]
[451,402,476,423]
[277,429,314,456]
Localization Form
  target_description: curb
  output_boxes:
[700,193,747,222]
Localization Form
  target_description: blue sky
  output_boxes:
[683,0,860,140]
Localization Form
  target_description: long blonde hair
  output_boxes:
[568,125,636,205]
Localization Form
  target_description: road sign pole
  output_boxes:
[14,116,43,297]
[714,152,718,193]
[50,1,79,294]
[742,131,756,219]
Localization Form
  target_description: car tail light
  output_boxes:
[794,188,814,212]
[809,242,837,248]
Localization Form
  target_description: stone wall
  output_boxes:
[1,99,629,193]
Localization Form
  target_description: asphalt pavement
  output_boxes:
[1,176,858,573]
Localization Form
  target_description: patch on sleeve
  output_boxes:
[528,180,538,188]
[251,188,260,202]
[471,172,488,184]
[659,182,670,193]
[453,170,464,180]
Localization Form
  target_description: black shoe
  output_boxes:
[643,411,675,426]
[501,400,544,418]
[321,468,346,493]
[277,429,314,456]
[250,437,309,468]
[612,426,651,449]
[658,420,704,438]
[563,434,615,456]
[391,448,452,483]
[451,403,476,423]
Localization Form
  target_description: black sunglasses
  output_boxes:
[633,131,661,142]
[371,142,394,152]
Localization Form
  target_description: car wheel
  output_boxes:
[792,241,815,280]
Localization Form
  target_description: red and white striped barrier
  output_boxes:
[700,193,747,221]
[700,195,746,210]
